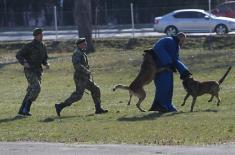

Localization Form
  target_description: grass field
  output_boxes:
[0,37,234,145]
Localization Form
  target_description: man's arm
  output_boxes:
[174,58,192,79]
[42,45,50,69]
[16,44,30,68]
[174,58,188,74]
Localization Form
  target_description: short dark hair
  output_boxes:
[176,32,186,39]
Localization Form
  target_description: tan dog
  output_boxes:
[113,49,169,112]
[181,66,232,112]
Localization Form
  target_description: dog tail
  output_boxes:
[218,66,232,85]
[113,84,130,91]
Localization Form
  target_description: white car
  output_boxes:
[153,9,235,35]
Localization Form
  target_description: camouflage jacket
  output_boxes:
[16,39,48,74]
[72,48,90,76]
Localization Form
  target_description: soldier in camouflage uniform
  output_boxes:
[55,38,108,116]
[16,28,49,116]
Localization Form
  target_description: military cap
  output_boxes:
[76,38,86,45]
[33,28,43,36]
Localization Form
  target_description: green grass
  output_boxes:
[0,38,234,145]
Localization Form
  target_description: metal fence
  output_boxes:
[0,3,217,29]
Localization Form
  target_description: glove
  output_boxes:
[180,70,192,80]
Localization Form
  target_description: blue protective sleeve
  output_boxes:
[153,38,173,66]
[174,58,188,75]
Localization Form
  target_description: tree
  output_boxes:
[74,0,94,52]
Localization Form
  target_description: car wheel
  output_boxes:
[165,26,178,36]
[215,24,228,35]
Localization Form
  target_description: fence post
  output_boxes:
[208,0,212,32]
[208,0,212,50]
[54,6,58,41]
[3,0,7,26]
[131,3,135,38]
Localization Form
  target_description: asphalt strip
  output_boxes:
[0,142,234,155]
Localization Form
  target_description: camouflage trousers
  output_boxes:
[62,73,101,107]
[18,68,41,113]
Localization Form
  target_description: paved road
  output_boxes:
[1,28,235,41]
[0,28,157,41]
[0,142,234,155]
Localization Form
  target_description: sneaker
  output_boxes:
[95,108,108,114]
[18,111,32,116]
[55,104,62,117]
[24,112,32,116]
[166,105,177,112]
[18,111,25,115]
[149,104,168,113]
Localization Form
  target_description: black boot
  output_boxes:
[24,101,32,116]
[18,98,32,116]
[95,103,108,114]
[18,96,28,115]
[55,103,66,117]
[18,108,32,116]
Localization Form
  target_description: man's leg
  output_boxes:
[149,73,168,113]
[161,71,177,112]
[158,71,176,112]
[18,69,41,116]
[56,92,84,117]
[55,76,85,117]
[18,96,29,115]
[86,79,108,114]
[150,71,176,112]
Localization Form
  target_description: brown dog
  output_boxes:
[181,66,232,112]
[113,49,169,112]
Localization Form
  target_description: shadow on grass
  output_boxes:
[39,115,81,123]
[39,113,97,123]
[203,109,218,113]
[39,112,96,123]
[117,109,219,122]
[117,112,164,122]
[174,109,218,114]
[0,116,27,124]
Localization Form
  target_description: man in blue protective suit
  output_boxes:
[149,32,192,113]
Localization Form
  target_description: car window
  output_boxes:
[174,11,205,18]
[174,12,188,18]
[195,12,206,18]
